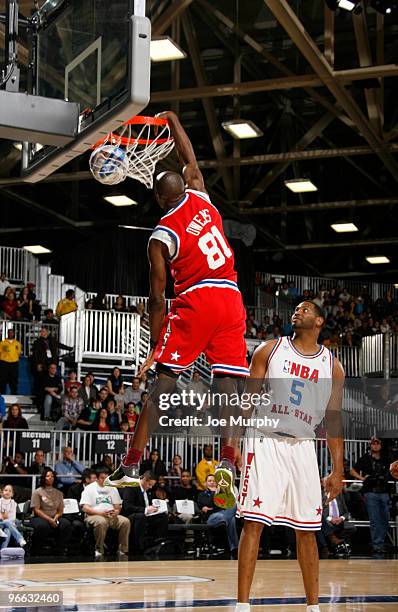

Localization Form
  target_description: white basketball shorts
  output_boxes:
[237,435,322,531]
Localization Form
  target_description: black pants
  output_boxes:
[0,361,19,394]
[30,517,73,553]
[128,512,169,553]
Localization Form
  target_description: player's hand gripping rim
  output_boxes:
[324,471,343,502]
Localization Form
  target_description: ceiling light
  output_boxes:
[370,0,397,15]
[118,225,153,231]
[150,37,186,62]
[222,120,263,140]
[394,283,398,289]
[104,195,138,207]
[284,179,318,193]
[366,256,390,264]
[338,0,357,10]
[331,222,359,233]
[24,245,52,254]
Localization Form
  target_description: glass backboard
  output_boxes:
[21,0,150,182]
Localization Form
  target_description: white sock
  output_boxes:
[235,604,250,612]
[307,606,320,611]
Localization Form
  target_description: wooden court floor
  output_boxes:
[0,559,397,611]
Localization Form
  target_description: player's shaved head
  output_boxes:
[154,171,185,209]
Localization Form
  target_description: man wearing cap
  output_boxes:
[350,437,391,554]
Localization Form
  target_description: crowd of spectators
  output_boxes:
[246,280,398,347]
[0,439,396,559]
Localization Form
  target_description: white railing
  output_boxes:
[0,319,59,356]
[255,271,396,302]
[86,292,173,312]
[60,309,141,367]
[0,246,39,286]
[0,428,379,479]
[362,335,383,375]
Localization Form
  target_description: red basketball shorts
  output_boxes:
[154,283,248,376]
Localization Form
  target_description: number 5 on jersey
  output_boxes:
[198,225,232,270]
[290,379,305,406]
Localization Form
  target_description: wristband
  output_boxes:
[150,339,158,349]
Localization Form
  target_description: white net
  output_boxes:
[89,117,175,189]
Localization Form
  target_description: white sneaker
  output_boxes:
[117,550,128,560]
[94,549,103,559]
[19,538,27,547]
[235,604,250,612]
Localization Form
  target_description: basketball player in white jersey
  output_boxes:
[235,301,345,612]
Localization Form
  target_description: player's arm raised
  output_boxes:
[139,239,168,374]
[243,340,278,416]
[156,110,206,193]
[324,357,345,502]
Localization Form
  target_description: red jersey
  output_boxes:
[150,189,237,295]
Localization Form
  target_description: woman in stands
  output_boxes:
[114,295,127,312]
[106,367,124,397]
[168,454,184,488]
[140,449,167,480]
[91,407,111,432]
[1,289,18,320]
[3,404,29,430]
[0,484,26,549]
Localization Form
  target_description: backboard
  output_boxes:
[20,0,150,183]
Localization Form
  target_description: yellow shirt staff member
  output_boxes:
[195,444,218,490]
[0,329,22,394]
[56,289,78,318]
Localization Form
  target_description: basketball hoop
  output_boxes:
[89,116,175,189]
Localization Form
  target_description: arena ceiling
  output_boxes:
[1,0,398,282]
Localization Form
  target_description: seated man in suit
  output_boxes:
[317,478,354,555]
[121,471,169,554]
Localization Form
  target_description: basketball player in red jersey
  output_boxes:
[105,111,248,506]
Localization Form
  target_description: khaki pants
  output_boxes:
[85,514,130,554]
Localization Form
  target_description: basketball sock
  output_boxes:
[306,605,320,611]
[123,448,142,466]
[220,445,235,465]
[234,604,250,612]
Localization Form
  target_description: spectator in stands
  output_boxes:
[124,376,142,405]
[317,478,351,554]
[114,295,127,312]
[2,404,28,430]
[106,367,124,397]
[98,386,110,408]
[137,391,148,413]
[68,468,96,502]
[42,309,58,325]
[125,402,139,432]
[91,455,115,473]
[107,399,122,431]
[168,454,183,488]
[0,484,26,549]
[195,445,218,491]
[78,374,97,405]
[92,407,111,432]
[56,386,84,430]
[85,299,94,310]
[91,292,108,311]
[198,474,238,557]
[0,273,9,296]
[76,397,102,431]
[64,371,81,393]
[1,452,30,500]
[31,327,72,372]
[140,449,167,479]
[173,470,198,502]
[80,466,130,558]
[350,437,392,554]
[30,468,73,555]
[40,362,63,421]
[55,289,77,318]
[28,449,51,477]
[55,447,84,494]
[1,289,18,320]
[121,471,168,555]
[17,286,41,321]
[0,329,22,394]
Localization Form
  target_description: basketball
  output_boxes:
[89,145,129,185]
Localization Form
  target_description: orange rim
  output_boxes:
[92,115,172,149]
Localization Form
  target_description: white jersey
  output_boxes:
[253,336,333,439]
